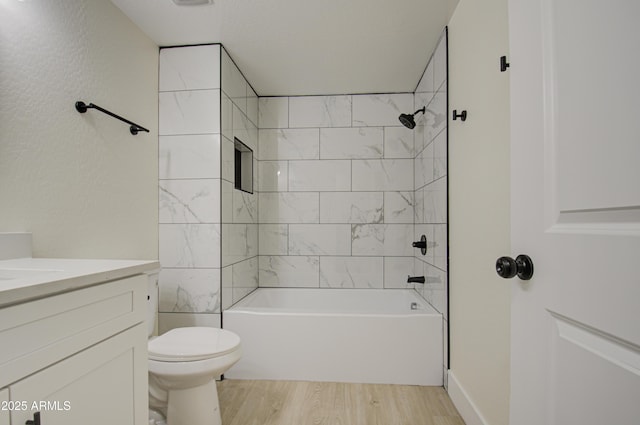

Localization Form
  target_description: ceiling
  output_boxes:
[110,0,458,97]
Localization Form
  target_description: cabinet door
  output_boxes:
[0,274,146,389]
[11,324,147,425]
[0,388,8,425]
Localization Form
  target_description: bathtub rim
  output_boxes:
[224,287,441,316]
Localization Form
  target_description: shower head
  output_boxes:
[398,107,426,129]
[398,113,416,129]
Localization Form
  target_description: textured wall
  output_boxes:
[0,0,158,259]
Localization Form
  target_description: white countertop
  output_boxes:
[0,257,160,308]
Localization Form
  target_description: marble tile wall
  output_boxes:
[413,31,448,320]
[220,48,259,310]
[158,44,223,330]
[412,30,449,375]
[257,93,418,289]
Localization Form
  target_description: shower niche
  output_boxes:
[233,137,253,194]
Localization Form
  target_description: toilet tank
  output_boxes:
[145,269,161,337]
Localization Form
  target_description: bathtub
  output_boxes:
[223,288,443,386]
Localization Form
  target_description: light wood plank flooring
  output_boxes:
[217,380,465,425]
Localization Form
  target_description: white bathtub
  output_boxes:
[223,288,443,386]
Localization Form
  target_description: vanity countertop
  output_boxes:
[0,257,160,308]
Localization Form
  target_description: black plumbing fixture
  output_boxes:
[412,235,427,256]
[500,55,510,72]
[398,107,426,129]
[407,276,426,284]
[452,109,467,121]
[75,101,150,135]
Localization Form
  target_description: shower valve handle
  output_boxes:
[412,235,427,256]
[496,255,534,280]
[412,240,426,249]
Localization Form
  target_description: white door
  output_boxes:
[508,0,640,424]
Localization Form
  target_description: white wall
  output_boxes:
[0,0,158,260]
[448,0,511,424]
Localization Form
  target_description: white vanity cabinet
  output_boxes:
[0,272,151,425]
[0,388,9,425]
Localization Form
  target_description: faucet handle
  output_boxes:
[412,235,427,255]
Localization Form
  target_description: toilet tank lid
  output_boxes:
[148,327,240,361]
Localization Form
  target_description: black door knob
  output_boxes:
[495,255,534,280]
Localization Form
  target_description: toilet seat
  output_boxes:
[148,327,241,362]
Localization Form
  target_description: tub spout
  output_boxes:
[407,275,425,284]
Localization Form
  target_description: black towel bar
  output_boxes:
[75,101,149,135]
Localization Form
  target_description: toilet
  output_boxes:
[146,271,242,425]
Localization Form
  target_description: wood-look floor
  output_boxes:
[217,380,465,425]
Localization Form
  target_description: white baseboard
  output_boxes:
[447,370,489,425]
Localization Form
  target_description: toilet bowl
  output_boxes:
[146,271,241,425]
[148,327,241,425]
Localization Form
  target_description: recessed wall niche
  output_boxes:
[234,137,253,194]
